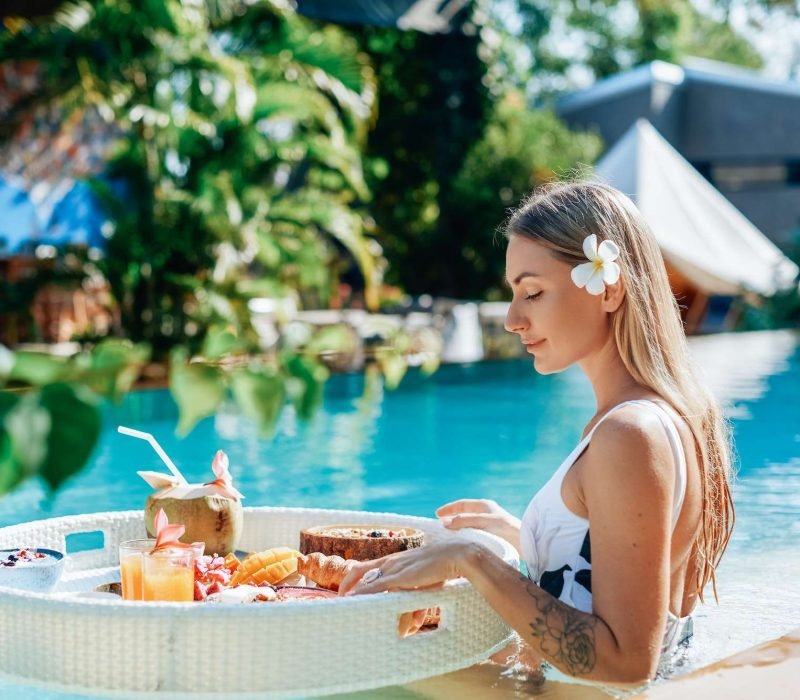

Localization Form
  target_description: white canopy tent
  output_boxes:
[593,119,798,297]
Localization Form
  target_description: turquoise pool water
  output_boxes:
[1,329,799,698]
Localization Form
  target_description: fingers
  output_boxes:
[345,571,395,596]
[397,609,426,637]
[398,610,424,638]
[440,513,495,532]
[340,560,446,597]
[399,607,438,638]
[436,499,493,518]
[338,558,384,596]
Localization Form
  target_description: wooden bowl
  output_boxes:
[299,524,424,561]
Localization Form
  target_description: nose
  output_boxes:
[504,300,529,335]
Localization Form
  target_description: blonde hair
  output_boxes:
[504,181,734,602]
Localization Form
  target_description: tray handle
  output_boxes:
[360,583,512,658]
[0,511,146,571]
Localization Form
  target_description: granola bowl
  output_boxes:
[299,524,424,560]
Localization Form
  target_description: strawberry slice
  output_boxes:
[206,581,224,596]
[194,581,208,601]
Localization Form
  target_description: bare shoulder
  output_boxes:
[583,405,675,488]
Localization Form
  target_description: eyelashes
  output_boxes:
[525,292,543,302]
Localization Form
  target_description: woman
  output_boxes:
[339,182,735,685]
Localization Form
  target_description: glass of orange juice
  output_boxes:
[141,548,195,602]
[119,539,155,601]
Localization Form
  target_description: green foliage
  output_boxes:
[449,94,603,299]
[353,4,603,299]
[167,320,346,436]
[518,0,764,93]
[0,309,432,495]
[0,0,440,494]
[352,19,493,298]
[169,353,228,436]
[675,4,764,69]
[0,340,149,495]
[0,0,382,354]
[229,365,285,435]
[36,383,103,492]
[737,230,800,330]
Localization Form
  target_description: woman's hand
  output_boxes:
[436,499,522,553]
[338,541,468,597]
[338,544,466,638]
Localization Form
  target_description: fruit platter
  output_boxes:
[0,443,518,698]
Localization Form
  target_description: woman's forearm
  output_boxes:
[458,542,649,684]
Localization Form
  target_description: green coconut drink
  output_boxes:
[139,450,244,555]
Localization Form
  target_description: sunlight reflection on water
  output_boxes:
[2,330,798,699]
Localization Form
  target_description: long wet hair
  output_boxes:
[504,181,734,601]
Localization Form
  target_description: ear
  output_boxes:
[601,278,625,313]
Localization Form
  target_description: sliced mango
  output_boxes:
[229,547,301,586]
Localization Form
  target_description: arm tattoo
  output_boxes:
[520,574,597,676]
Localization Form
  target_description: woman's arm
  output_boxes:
[435,498,522,554]
[460,409,676,684]
[459,544,605,677]
[340,409,676,684]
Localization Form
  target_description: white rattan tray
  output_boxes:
[0,507,518,698]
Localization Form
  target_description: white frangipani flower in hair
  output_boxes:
[570,234,621,296]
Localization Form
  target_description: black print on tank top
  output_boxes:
[539,564,571,598]
[574,530,592,594]
[538,531,593,599]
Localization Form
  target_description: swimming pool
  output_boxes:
[1,329,798,698]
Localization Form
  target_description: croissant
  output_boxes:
[229,547,301,586]
[297,552,356,591]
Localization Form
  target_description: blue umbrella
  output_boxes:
[44,180,108,250]
[0,176,42,256]
[0,175,111,256]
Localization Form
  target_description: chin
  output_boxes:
[532,355,569,376]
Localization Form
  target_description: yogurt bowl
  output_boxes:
[0,548,65,593]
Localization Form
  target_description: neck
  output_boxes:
[579,333,644,415]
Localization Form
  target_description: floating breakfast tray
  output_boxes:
[0,507,518,698]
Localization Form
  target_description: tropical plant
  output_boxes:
[0,0,382,354]
[353,3,603,299]
[1,308,443,497]
[737,228,800,329]
[515,0,765,96]
[0,1,440,500]
[448,94,603,300]
[351,8,493,298]
[0,339,149,495]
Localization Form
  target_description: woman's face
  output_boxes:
[504,235,613,374]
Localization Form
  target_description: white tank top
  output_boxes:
[519,399,693,672]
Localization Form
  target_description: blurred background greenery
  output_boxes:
[1,0,799,495]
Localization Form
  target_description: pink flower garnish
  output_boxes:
[150,508,191,553]
[203,450,244,501]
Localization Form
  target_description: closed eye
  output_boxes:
[525,292,543,301]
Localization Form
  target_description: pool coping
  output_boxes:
[637,626,800,699]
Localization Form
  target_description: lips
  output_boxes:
[523,339,545,351]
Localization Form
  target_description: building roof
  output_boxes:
[557,58,800,115]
